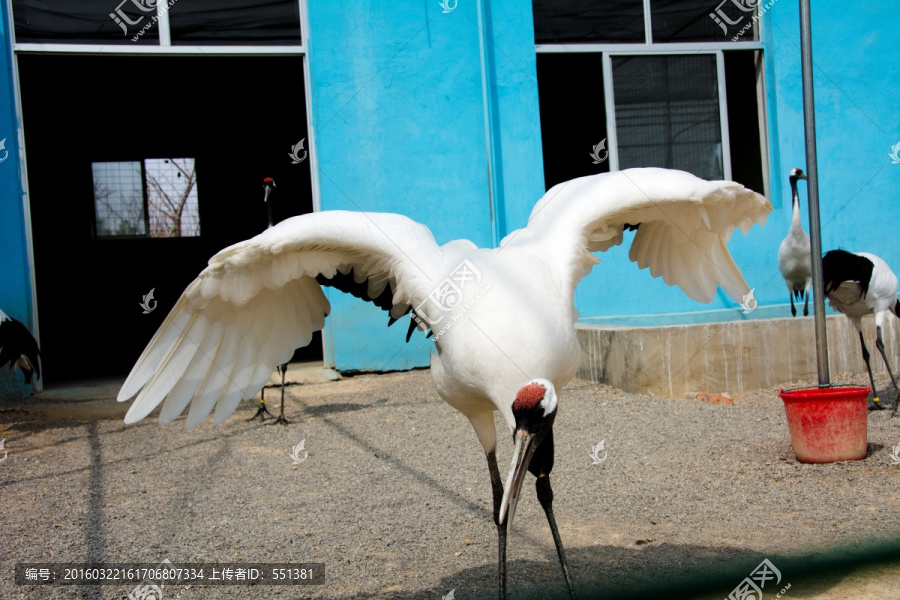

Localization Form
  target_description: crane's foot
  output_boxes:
[272,414,291,425]
[868,396,885,411]
[248,401,275,421]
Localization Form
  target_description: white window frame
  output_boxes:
[4,0,320,351]
[535,1,768,190]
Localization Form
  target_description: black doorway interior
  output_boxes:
[18,54,322,383]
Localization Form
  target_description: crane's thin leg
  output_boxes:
[874,326,900,418]
[486,449,507,600]
[790,293,797,317]
[274,364,290,425]
[803,290,809,317]
[536,476,576,600]
[859,332,882,411]
[248,386,275,421]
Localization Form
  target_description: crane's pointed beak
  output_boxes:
[264,186,273,203]
[498,428,537,534]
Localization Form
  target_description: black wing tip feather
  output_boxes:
[822,249,873,297]
[316,269,428,343]
[0,315,41,383]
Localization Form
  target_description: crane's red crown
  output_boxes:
[263,177,275,184]
[513,383,546,412]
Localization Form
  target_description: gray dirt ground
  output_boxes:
[2,368,900,600]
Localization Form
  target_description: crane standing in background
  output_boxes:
[248,177,291,424]
[778,168,812,317]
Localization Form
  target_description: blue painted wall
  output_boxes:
[574,0,900,326]
[0,1,35,398]
[307,0,544,370]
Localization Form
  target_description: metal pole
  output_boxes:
[799,0,830,386]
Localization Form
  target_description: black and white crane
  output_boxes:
[247,177,291,424]
[823,249,900,415]
[777,168,812,316]
[116,168,770,598]
[0,308,41,390]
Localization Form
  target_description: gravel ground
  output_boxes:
[2,368,900,600]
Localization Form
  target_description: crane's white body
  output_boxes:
[827,252,898,330]
[118,168,770,455]
[777,198,811,296]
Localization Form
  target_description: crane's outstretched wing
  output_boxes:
[501,168,771,303]
[118,211,442,428]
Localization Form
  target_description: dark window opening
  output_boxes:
[18,54,320,382]
[536,53,609,190]
[724,50,765,196]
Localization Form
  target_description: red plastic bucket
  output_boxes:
[778,386,869,463]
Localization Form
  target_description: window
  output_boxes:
[13,0,160,44]
[168,0,302,46]
[533,0,645,44]
[12,0,302,46]
[612,54,724,180]
[532,0,760,44]
[651,0,760,42]
[534,1,767,196]
[92,158,200,238]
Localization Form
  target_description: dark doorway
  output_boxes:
[18,54,322,383]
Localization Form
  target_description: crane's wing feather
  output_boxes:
[118,211,442,427]
[501,168,771,303]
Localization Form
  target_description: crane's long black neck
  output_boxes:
[528,427,555,478]
[790,176,800,208]
[265,197,274,229]
[788,175,805,232]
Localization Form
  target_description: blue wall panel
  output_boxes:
[307,0,544,371]
[0,2,35,398]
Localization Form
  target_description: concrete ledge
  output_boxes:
[576,315,900,397]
